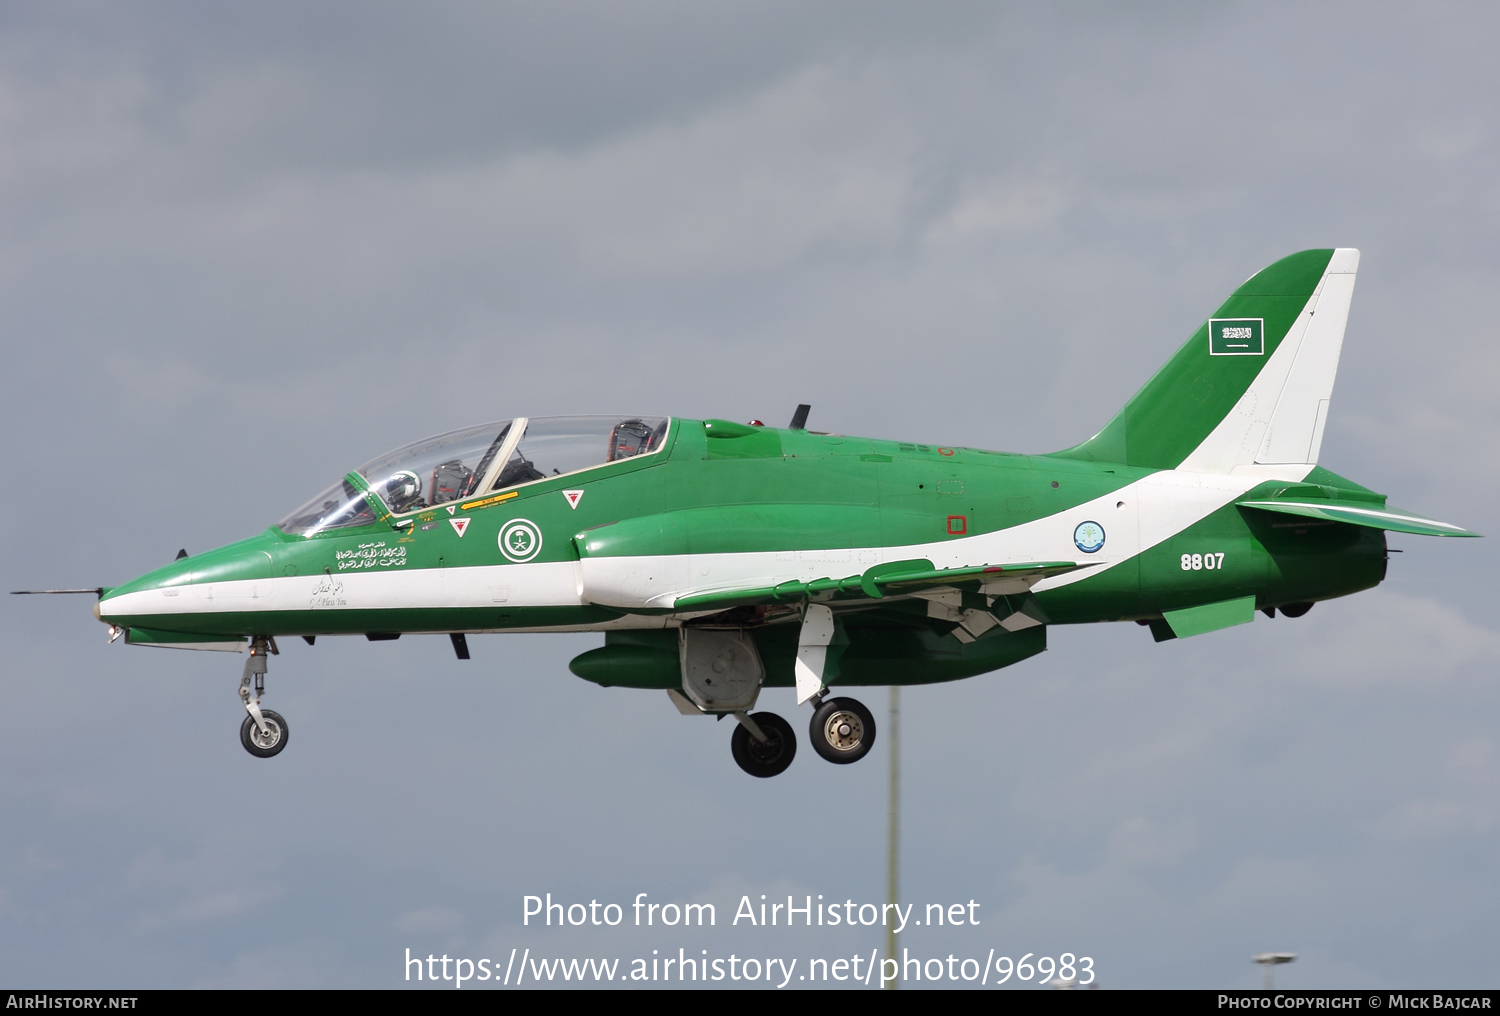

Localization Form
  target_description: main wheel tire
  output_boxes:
[730,711,796,778]
[240,710,289,758]
[809,697,876,765]
[1279,601,1314,618]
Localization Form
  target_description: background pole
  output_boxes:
[885,685,900,989]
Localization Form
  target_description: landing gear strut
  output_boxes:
[729,711,796,778]
[238,636,288,758]
[809,696,876,764]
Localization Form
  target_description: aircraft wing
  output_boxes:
[1237,498,1479,538]
[670,559,1091,614]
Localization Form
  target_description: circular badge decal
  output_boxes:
[498,519,543,562]
[1073,521,1106,554]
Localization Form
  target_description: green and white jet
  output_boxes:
[20,248,1477,776]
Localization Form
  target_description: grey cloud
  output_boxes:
[3,0,1499,990]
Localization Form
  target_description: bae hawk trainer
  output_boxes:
[20,249,1476,776]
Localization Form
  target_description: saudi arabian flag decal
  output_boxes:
[1209,318,1264,355]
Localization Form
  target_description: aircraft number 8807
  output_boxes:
[1181,553,1225,571]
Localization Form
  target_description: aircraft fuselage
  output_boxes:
[97,419,1387,690]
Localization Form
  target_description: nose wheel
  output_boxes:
[241,710,289,757]
[809,696,876,764]
[238,636,289,758]
[729,711,796,778]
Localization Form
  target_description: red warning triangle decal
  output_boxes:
[563,489,584,510]
[449,517,470,537]
[445,505,456,515]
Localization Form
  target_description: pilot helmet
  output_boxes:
[382,470,422,511]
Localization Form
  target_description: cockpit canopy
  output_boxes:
[277,415,669,537]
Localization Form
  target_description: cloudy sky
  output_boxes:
[2,1,1497,989]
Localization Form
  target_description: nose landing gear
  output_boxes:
[238,636,288,758]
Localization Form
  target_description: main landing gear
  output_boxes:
[725,695,877,777]
[238,636,288,759]
[730,711,796,778]
[808,696,877,765]
[702,608,877,778]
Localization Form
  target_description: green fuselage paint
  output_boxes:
[95,248,1475,698]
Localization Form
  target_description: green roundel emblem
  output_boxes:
[499,519,543,562]
[1073,521,1105,554]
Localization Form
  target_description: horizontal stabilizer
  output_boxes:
[1239,499,1479,538]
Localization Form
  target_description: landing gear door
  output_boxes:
[679,628,764,713]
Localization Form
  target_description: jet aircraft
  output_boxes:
[17,249,1478,777]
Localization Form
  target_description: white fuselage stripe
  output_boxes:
[101,464,1312,624]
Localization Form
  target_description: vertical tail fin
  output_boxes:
[1056,248,1359,472]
